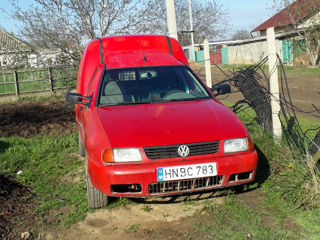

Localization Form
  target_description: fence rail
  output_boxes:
[0,67,77,96]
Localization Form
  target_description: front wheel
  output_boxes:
[85,156,109,208]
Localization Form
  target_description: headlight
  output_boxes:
[102,148,142,163]
[224,138,248,153]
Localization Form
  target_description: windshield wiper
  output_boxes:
[99,101,149,107]
[152,97,211,103]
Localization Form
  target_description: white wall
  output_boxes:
[228,40,281,65]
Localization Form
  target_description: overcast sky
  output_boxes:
[0,0,274,39]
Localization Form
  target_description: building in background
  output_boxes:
[0,27,74,70]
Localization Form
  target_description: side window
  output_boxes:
[183,69,209,97]
[86,68,98,96]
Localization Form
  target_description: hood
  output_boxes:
[97,99,247,148]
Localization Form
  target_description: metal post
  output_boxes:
[48,67,53,92]
[165,0,178,40]
[204,39,212,88]
[267,27,282,139]
[188,0,195,60]
[13,71,19,96]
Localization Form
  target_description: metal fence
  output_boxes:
[0,67,77,96]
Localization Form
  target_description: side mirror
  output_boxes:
[66,92,91,106]
[211,84,231,96]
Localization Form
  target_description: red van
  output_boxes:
[66,35,257,208]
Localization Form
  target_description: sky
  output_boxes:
[217,0,274,36]
[0,0,275,39]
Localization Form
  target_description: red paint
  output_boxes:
[73,35,258,198]
[210,53,222,65]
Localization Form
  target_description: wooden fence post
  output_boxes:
[48,67,53,92]
[13,71,19,96]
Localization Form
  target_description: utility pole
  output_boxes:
[267,27,282,139]
[188,0,195,60]
[165,0,178,40]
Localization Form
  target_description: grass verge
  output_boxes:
[0,133,88,227]
[194,196,291,240]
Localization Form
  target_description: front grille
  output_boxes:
[144,141,220,160]
[148,176,223,194]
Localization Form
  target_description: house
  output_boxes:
[0,27,75,69]
[0,27,33,68]
[183,0,319,67]
[251,0,320,65]
[251,0,320,36]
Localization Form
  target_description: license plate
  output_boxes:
[157,163,217,181]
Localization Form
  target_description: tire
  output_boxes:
[79,132,85,157]
[85,156,109,208]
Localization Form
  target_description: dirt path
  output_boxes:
[46,194,224,240]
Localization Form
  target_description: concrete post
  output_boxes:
[203,39,212,88]
[266,27,282,139]
[165,0,178,40]
[188,0,195,60]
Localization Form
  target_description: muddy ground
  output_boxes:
[0,98,77,138]
[0,175,36,240]
[0,64,319,239]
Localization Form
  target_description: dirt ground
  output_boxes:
[0,175,36,240]
[0,98,77,138]
[46,193,225,240]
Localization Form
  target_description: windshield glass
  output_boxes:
[98,66,211,106]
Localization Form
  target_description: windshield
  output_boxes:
[98,66,211,106]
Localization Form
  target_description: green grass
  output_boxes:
[191,119,320,239]
[0,97,319,237]
[194,196,291,240]
[0,133,88,227]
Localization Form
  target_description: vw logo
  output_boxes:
[177,145,190,157]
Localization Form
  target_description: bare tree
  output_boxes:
[7,0,228,61]
[7,0,160,61]
[231,30,251,40]
[271,0,320,67]
[144,0,229,46]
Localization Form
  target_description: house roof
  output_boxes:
[0,27,30,51]
[251,0,320,33]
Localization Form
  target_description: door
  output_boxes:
[222,48,228,65]
[282,40,291,64]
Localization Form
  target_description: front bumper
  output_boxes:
[88,150,258,197]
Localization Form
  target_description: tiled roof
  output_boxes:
[251,0,320,33]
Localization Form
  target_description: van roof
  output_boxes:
[77,35,188,95]
[101,35,188,68]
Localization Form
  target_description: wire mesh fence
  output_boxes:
[206,56,320,167]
